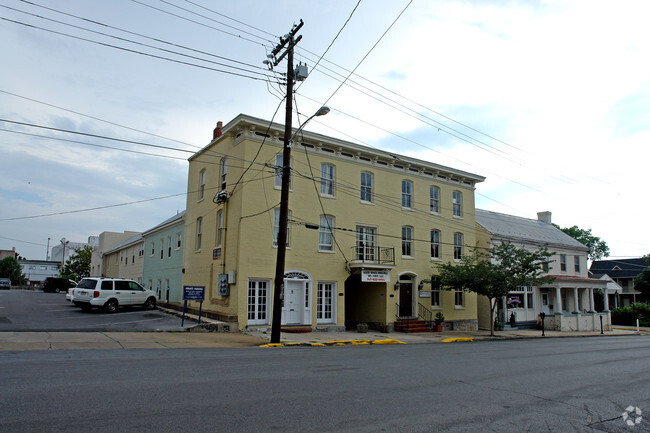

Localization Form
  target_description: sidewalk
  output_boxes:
[0,327,642,351]
[0,305,645,351]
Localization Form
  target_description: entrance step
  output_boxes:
[281,327,312,333]
[394,319,431,333]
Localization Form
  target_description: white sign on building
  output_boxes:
[361,270,391,283]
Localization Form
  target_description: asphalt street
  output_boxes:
[1,336,648,432]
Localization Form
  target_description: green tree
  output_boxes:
[0,256,27,286]
[634,268,650,302]
[430,242,552,336]
[553,224,609,261]
[62,245,93,281]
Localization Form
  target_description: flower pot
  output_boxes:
[433,324,443,332]
[357,324,368,333]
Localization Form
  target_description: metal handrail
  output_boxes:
[351,245,395,265]
[418,302,433,330]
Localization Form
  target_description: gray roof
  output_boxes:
[475,209,588,251]
[142,211,186,236]
[104,233,143,254]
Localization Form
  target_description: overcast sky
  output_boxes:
[1,0,649,261]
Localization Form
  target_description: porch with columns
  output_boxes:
[544,276,610,332]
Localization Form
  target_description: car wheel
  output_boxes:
[144,297,156,310]
[104,299,118,313]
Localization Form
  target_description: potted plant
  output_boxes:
[433,312,444,332]
[357,322,368,333]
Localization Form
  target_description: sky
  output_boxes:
[1,0,649,261]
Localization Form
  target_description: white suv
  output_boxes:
[72,278,157,313]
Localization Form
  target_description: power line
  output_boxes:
[0,16,275,81]
[321,0,413,107]
[295,0,361,91]
[130,0,270,48]
[158,0,277,45]
[16,0,268,73]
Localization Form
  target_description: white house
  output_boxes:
[476,210,610,332]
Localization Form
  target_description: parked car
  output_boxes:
[65,286,75,302]
[0,278,11,289]
[43,277,77,293]
[72,278,157,313]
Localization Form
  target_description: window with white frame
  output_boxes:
[360,171,373,202]
[452,190,462,217]
[560,254,567,271]
[317,281,336,323]
[132,247,135,263]
[247,279,270,325]
[274,154,292,189]
[198,169,206,201]
[455,288,464,307]
[430,186,440,213]
[356,226,376,261]
[574,256,580,273]
[216,210,223,247]
[430,229,440,259]
[402,226,414,257]
[159,239,164,260]
[431,281,441,308]
[195,217,203,251]
[319,215,334,251]
[220,158,228,191]
[320,163,335,197]
[167,236,172,258]
[150,242,155,256]
[273,209,291,247]
[454,232,463,260]
[401,180,413,209]
[176,233,182,249]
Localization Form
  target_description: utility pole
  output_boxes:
[268,21,303,344]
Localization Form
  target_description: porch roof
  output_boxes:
[544,275,608,289]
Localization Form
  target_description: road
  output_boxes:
[0,289,187,331]
[1,336,648,432]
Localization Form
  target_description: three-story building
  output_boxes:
[182,114,485,332]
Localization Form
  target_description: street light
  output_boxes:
[290,106,330,145]
[270,106,330,344]
[60,237,69,274]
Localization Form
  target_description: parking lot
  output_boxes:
[0,289,188,332]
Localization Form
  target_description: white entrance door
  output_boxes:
[284,280,304,324]
[541,293,550,315]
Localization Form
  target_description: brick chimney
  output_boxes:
[213,121,223,140]
[537,211,552,224]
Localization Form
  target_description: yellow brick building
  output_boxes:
[182,114,485,332]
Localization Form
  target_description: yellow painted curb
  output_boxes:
[261,339,407,347]
[372,339,406,345]
[612,327,650,332]
[441,337,474,343]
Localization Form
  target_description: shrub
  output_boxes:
[611,303,650,326]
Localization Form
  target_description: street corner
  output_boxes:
[441,337,475,343]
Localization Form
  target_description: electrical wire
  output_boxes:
[15,0,269,72]
[295,0,361,91]
[0,16,275,81]
[130,0,270,48]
